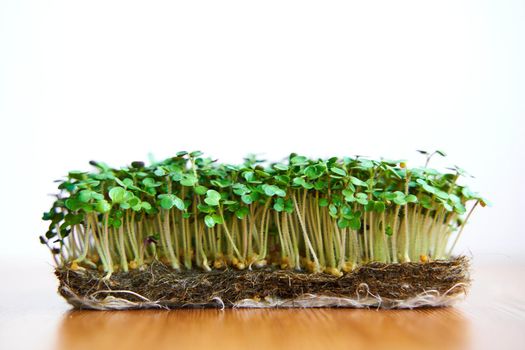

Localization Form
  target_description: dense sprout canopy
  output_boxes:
[41,151,486,276]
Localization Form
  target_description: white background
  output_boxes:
[1,0,524,264]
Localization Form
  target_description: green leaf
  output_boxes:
[341,205,352,218]
[420,196,433,209]
[273,164,289,171]
[123,178,135,187]
[318,198,329,207]
[108,187,126,203]
[358,159,375,169]
[173,197,185,210]
[292,177,313,189]
[212,214,224,224]
[65,198,84,211]
[211,178,232,188]
[153,168,166,176]
[255,170,270,178]
[112,218,122,228]
[349,217,361,230]
[393,196,407,205]
[355,192,368,205]
[344,195,356,203]
[262,184,277,196]
[330,167,347,177]
[435,190,449,200]
[273,198,284,212]
[329,204,338,218]
[274,188,286,197]
[204,189,221,206]
[235,207,249,219]
[305,165,324,179]
[291,155,308,165]
[342,189,354,197]
[461,186,476,199]
[232,183,250,196]
[314,180,327,191]
[449,194,460,204]
[189,150,203,157]
[385,225,393,236]
[454,202,466,214]
[159,195,173,209]
[284,199,294,214]
[95,200,111,213]
[405,194,418,203]
[243,171,261,184]
[384,192,397,200]
[423,183,436,194]
[142,177,161,188]
[204,197,219,206]
[337,218,350,229]
[365,201,375,212]
[194,185,208,195]
[350,176,367,187]
[180,174,198,187]
[241,194,253,205]
[274,175,290,185]
[204,215,216,228]
[374,201,386,212]
[206,189,221,200]
[92,192,104,200]
[197,204,214,213]
[78,190,93,203]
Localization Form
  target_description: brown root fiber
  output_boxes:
[56,257,470,310]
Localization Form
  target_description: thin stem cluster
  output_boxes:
[41,151,486,276]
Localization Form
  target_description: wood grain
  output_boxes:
[57,308,468,350]
[0,259,524,350]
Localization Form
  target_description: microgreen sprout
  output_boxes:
[41,151,486,276]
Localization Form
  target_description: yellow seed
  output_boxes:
[324,267,343,277]
[342,262,353,273]
[214,259,226,269]
[231,257,239,265]
[236,262,246,270]
[90,254,100,264]
[129,261,138,270]
[306,261,315,273]
[70,261,80,271]
[420,255,429,263]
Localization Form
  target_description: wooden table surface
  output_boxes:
[0,258,524,350]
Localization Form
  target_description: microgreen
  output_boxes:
[41,150,485,276]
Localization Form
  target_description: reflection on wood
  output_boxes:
[58,308,469,350]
